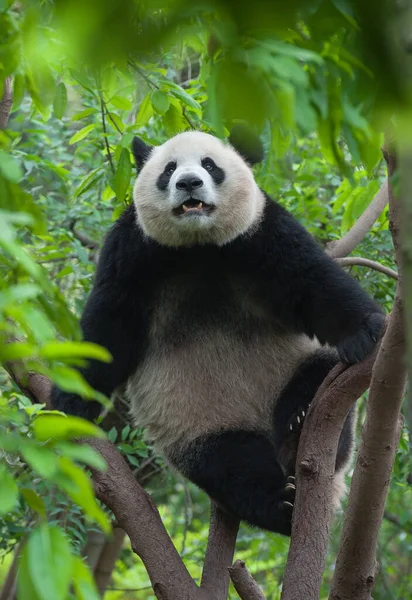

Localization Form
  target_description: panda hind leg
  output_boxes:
[170,430,295,536]
[273,349,352,476]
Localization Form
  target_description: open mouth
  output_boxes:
[173,199,214,216]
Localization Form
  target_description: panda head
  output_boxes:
[132,131,265,247]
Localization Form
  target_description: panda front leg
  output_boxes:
[170,430,295,536]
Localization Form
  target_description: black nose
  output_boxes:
[176,176,203,192]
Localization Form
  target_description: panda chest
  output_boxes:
[127,274,315,445]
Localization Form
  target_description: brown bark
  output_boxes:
[280,351,380,600]
[83,531,107,571]
[326,181,389,258]
[200,505,239,600]
[94,528,126,595]
[335,257,398,280]
[329,146,406,600]
[87,438,200,600]
[0,76,13,129]
[228,560,267,600]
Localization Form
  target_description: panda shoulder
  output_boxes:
[94,204,148,285]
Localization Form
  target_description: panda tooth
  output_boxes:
[182,204,188,212]
[196,202,202,209]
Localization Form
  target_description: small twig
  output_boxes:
[326,181,389,258]
[128,61,160,90]
[69,219,99,250]
[0,76,13,129]
[99,97,115,174]
[335,257,398,280]
[228,560,267,600]
[384,511,412,536]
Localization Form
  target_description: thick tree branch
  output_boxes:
[0,76,13,129]
[228,560,267,600]
[329,144,406,600]
[335,257,398,280]
[326,181,388,258]
[280,348,380,600]
[85,438,201,600]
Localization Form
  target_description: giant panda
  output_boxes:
[52,130,384,536]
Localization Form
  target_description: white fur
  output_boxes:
[133,132,265,247]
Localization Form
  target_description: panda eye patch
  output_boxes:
[165,162,177,176]
[202,157,225,185]
[156,161,177,191]
[202,158,215,172]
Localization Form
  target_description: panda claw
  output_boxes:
[289,423,293,431]
[286,475,295,484]
[283,501,294,509]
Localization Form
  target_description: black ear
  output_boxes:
[228,124,264,166]
[132,136,153,171]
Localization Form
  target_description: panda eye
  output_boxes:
[202,158,215,172]
[165,162,176,176]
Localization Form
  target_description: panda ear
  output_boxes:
[132,137,153,171]
[228,124,264,166]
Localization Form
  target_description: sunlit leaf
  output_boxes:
[0,464,18,515]
[32,414,105,441]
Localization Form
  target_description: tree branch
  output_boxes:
[329,142,406,600]
[228,560,267,600]
[200,505,239,600]
[335,257,398,280]
[86,438,201,600]
[326,181,389,258]
[0,76,13,129]
[69,219,99,250]
[280,347,381,600]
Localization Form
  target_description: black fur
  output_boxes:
[52,192,384,534]
[201,157,225,184]
[156,161,176,190]
[132,137,153,171]
[228,123,264,165]
[172,430,294,535]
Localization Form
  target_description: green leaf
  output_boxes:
[110,96,133,110]
[161,81,201,110]
[0,464,18,515]
[21,443,60,479]
[53,82,68,120]
[72,108,99,121]
[73,167,103,199]
[39,341,111,362]
[151,90,170,114]
[21,488,47,517]
[72,557,101,600]
[27,525,73,600]
[135,94,153,128]
[107,112,124,133]
[69,124,96,145]
[113,148,131,202]
[17,545,42,600]
[55,457,110,532]
[0,150,23,183]
[54,442,107,471]
[32,414,105,442]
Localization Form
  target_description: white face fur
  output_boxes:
[133,131,265,247]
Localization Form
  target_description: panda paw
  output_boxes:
[337,312,385,365]
[281,475,296,513]
[287,406,308,433]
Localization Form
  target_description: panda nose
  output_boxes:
[176,176,204,192]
